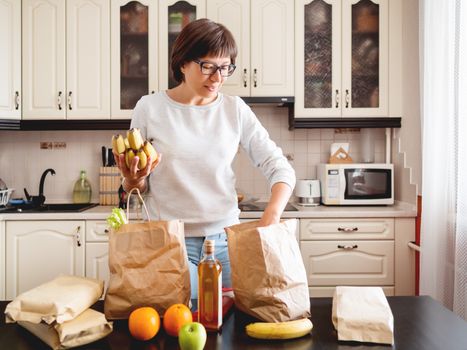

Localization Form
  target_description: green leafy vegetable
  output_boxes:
[107,207,128,230]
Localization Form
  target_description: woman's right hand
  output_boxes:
[113,151,162,191]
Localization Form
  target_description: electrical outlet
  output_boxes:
[53,142,66,149]
[40,142,53,150]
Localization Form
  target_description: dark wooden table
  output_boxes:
[1,296,467,350]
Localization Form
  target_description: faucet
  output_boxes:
[24,168,56,207]
[39,168,56,199]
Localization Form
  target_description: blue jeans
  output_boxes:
[185,232,231,299]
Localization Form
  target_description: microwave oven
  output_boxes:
[317,163,394,205]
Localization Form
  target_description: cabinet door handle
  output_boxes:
[335,89,339,108]
[68,91,73,110]
[253,68,257,88]
[337,227,358,232]
[58,91,62,110]
[345,89,350,108]
[76,226,82,247]
[15,91,20,110]
[243,69,247,87]
[337,244,358,250]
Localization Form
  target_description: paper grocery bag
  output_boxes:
[225,219,310,322]
[104,189,190,319]
[332,286,394,344]
[5,275,103,325]
[18,309,113,350]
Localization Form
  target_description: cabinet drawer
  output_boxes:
[86,221,110,242]
[300,218,394,240]
[309,286,395,298]
[300,240,394,286]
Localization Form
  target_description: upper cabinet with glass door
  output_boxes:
[295,0,388,118]
[111,0,157,119]
[159,0,206,91]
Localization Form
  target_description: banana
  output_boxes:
[127,128,144,150]
[136,148,148,169]
[124,137,130,150]
[125,149,136,168]
[245,318,313,340]
[142,140,158,161]
[112,134,126,154]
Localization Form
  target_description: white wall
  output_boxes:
[0,106,387,203]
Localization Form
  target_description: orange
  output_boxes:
[128,307,160,341]
[163,304,193,337]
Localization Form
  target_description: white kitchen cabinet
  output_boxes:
[22,0,110,120]
[0,0,21,120]
[86,244,109,298]
[5,221,85,299]
[300,217,414,297]
[207,0,294,97]
[85,220,109,298]
[295,0,389,118]
[0,221,5,299]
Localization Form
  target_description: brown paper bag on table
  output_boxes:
[225,219,310,322]
[332,286,394,345]
[104,188,190,319]
[18,308,113,350]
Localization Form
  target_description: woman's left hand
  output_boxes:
[258,209,281,227]
[257,182,293,227]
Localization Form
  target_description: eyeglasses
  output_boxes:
[193,59,236,77]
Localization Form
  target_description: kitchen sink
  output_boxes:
[0,202,98,213]
[39,203,99,212]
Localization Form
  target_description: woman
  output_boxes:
[115,19,295,298]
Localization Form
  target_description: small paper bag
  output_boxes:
[104,189,190,319]
[225,219,310,322]
[5,275,103,325]
[18,309,113,350]
[332,286,394,345]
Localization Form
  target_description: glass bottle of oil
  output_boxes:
[72,170,92,203]
[198,239,222,331]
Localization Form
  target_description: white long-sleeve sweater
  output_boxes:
[130,91,295,237]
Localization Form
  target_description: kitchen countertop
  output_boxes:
[1,296,466,350]
[0,201,416,221]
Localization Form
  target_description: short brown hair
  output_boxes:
[171,18,238,83]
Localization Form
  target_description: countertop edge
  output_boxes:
[0,201,417,221]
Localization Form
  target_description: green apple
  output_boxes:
[178,322,207,350]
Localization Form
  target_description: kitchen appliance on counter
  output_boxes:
[238,201,298,212]
[318,163,394,205]
[295,179,321,206]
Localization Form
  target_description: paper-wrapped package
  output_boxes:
[5,275,103,324]
[18,308,113,349]
[225,219,310,322]
[332,286,394,344]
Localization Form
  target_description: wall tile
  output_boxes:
[0,109,387,201]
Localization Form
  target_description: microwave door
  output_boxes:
[344,169,392,200]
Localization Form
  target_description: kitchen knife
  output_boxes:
[107,148,115,166]
[101,146,107,167]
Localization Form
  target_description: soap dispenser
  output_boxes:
[73,170,92,203]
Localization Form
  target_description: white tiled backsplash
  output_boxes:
[0,106,385,203]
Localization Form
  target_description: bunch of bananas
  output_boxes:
[245,318,313,340]
[112,128,158,170]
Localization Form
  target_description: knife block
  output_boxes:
[99,167,122,205]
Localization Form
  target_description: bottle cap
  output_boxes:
[204,239,215,254]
